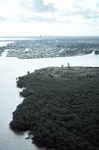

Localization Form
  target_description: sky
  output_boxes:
[0,0,99,36]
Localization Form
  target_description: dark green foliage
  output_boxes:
[10,67,99,150]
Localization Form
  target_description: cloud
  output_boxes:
[1,0,99,24]
[0,0,99,36]
[20,0,57,13]
[17,14,57,24]
[30,15,56,23]
[0,0,57,24]
[64,9,99,18]
[60,0,99,26]
[0,16,6,22]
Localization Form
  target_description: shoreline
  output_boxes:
[0,38,99,149]
[10,66,99,150]
[1,37,99,59]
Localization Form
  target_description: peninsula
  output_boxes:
[10,67,99,150]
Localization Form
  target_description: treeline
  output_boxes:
[0,46,7,55]
[10,67,99,150]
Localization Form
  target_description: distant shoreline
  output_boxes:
[1,36,99,59]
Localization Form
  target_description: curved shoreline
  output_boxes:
[10,67,99,150]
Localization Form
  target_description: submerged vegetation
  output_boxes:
[10,67,99,150]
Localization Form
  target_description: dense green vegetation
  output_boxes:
[10,67,99,150]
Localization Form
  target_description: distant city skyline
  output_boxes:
[0,0,99,36]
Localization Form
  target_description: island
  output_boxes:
[10,66,99,150]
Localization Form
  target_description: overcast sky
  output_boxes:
[0,0,99,36]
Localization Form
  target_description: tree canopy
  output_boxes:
[10,67,99,150]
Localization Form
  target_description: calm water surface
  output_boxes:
[0,49,99,150]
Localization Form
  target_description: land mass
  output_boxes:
[1,36,99,58]
[10,66,99,150]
